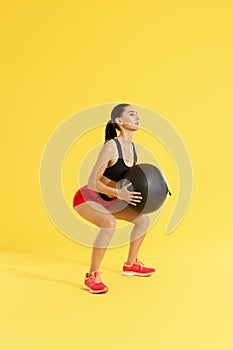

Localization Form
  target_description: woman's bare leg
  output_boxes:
[109,204,150,265]
[74,201,116,274]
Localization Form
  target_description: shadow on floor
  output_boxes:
[0,266,83,290]
[0,246,120,274]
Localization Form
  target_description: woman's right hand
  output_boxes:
[117,182,142,206]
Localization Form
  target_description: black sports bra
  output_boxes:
[103,138,137,181]
[97,138,137,201]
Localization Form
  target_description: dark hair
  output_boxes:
[105,103,131,142]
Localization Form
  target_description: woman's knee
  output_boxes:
[100,216,117,230]
[133,214,150,229]
[97,216,116,243]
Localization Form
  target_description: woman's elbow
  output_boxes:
[87,178,97,191]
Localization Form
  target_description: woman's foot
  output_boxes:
[84,271,108,293]
[122,258,155,276]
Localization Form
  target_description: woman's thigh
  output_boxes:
[108,200,146,223]
[74,201,116,228]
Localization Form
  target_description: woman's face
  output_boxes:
[117,105,140,131]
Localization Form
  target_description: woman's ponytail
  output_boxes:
[105,103,131,142]
[105,120,117,142]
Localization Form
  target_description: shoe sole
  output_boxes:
[122,271,155,277]
[84,284,108,294]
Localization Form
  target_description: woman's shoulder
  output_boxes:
[103,138,117,149]
[101,138,118,155]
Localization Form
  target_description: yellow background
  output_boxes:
[1,1,233,349]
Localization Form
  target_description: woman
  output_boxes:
[73,103,155,294]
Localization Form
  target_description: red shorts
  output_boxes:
[73,185,118,209]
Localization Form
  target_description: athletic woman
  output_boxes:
[73,103,155,293]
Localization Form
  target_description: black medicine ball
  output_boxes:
[119,163,171,214]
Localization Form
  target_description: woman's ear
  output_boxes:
[115,117,123,126]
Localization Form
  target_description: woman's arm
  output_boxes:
[87,140,118,197]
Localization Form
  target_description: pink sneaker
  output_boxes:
[84,271,108,294]
[122,259,156,277]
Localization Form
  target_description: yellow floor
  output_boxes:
[1,1,233,349]
[1,225,232,350]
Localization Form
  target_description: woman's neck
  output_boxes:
[117,130,134,142]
